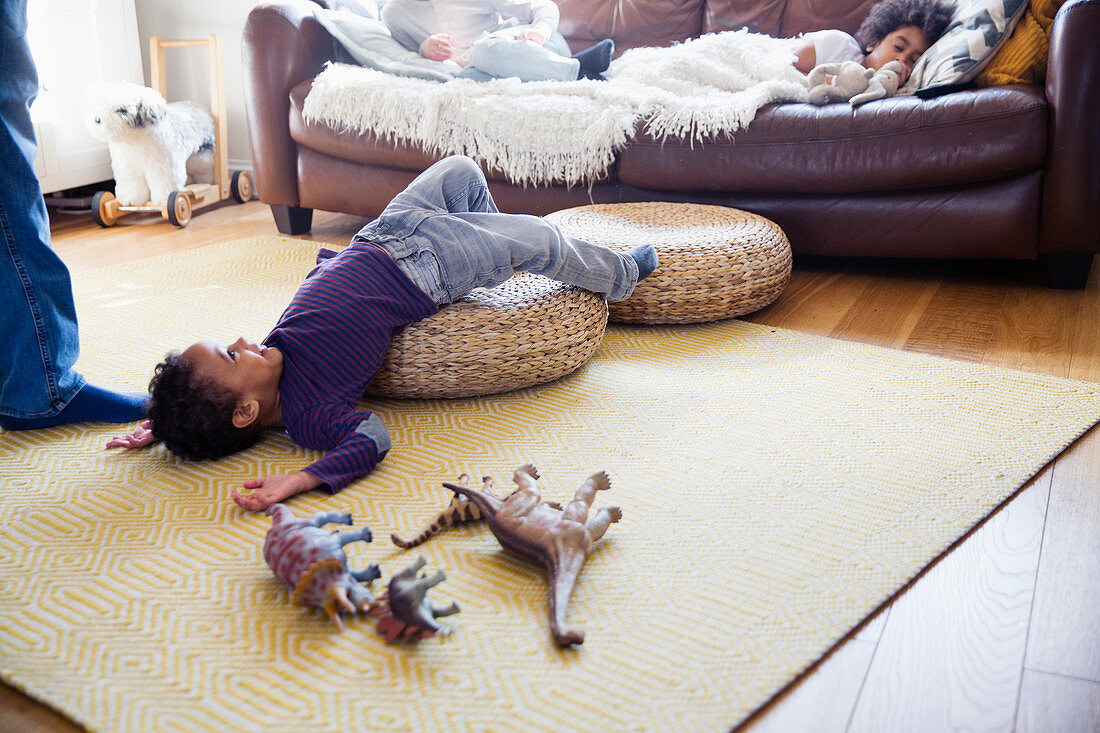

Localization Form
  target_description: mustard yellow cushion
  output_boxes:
[976,0,1067,86]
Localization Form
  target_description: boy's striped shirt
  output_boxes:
[263,242,436,491]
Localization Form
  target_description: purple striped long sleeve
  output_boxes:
[263,243,437,491]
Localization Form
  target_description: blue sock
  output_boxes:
[572,39,614,79]
[627,244,659,281]
[0,383,147,430]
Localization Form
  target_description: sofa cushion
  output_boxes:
[704,0,874,39]
[556,0,705,53]
[617,86,1046,194]
[290,80,440,168]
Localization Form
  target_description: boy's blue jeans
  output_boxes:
[0,0,85,420]
[354,156,639,305]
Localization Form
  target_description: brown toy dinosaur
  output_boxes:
[442,463,621,646]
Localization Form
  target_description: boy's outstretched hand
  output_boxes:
[106,420,159,449]
[232,471,322,512]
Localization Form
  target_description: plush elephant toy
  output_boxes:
[808,60,904,107]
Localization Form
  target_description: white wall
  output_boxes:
[135,0,258,173]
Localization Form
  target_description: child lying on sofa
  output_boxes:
[792,0,953,86]
[381,0,615,81]
[107,155,657,512]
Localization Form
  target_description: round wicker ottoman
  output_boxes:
[545,202,792,324]
[366,273,608,399]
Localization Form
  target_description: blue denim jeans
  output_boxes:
[0,0,85,419]
[354,156,639,305]
[460,29,578,82]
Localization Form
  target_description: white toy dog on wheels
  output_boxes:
[83,35,252,228]
[84,81,215,208]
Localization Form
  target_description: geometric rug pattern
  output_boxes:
[1,237,1098,732]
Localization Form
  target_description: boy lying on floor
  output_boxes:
[108,155,656,512]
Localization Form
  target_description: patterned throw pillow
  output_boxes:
[975,0,1067,86]
[902,0,1029,93]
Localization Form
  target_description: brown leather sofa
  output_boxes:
[242,0,1099,288]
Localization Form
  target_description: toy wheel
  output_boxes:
[166,190,192,227]
[91,191,118,227]
[230,170,253,203]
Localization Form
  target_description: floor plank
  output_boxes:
[827,271,940,349]
[0,681,82,733]
[1024,427,1100,683]
[48,202,367,274]
[847,469,1052,733]
[742,264,869,337]
[741,639,877,733]
[982,276,1082,378]
[1019,264,1100,687]
[903,276,1009,363]
[1016,670,1100,733]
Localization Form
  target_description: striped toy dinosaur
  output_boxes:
[390,474,488,548]
[391,473,563,548]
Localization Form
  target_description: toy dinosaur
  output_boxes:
[368,555,460,642]
[391,473,562,548]
[442,463,621,646]
[391,475,487,548]
[263,504,380,630]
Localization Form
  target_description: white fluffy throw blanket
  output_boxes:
[303,30,809,187]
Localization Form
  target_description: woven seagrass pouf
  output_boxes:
[545,202,792,324]
[366,272,608,399]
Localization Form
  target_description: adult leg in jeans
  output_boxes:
[383,156,656,304]
[0,0,145,430]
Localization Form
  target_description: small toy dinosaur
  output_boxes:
[442,464,621,646]
[391,475,487,548]
[368,556,461,642]
[263,504,380,630]
[391,473,562,548]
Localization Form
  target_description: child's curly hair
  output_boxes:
[856,0,954,49]
[146,353,263,461]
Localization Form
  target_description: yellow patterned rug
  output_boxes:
[2,237,1099,732]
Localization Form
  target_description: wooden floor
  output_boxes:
[3,199,1099,732]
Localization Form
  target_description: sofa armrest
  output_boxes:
[1040,0,1100,257]
[243,1,335,208]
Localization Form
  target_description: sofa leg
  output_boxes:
[271,204,313,235]
[1046,253,1093,289]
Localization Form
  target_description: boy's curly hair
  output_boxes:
[856,0,954,49]
[146,353,263,461]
